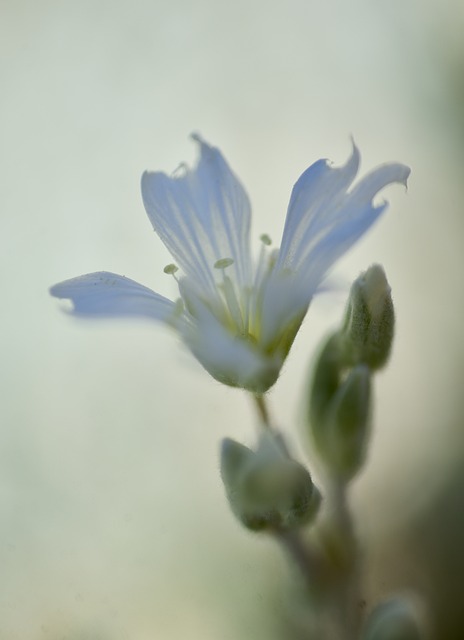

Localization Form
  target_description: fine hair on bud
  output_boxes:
[342,264,395,371]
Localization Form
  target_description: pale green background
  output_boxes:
[1,0,464,638]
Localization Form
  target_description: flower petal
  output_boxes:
[260,157,410,348]
[277,141,361,272]
[50,272,176,322]
[259,272,311,348]
[141,135,252,298]
[297,161,410,283]
[347,162,411,206]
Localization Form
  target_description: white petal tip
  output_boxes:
[140,170,149,186]
[190,131,208,148]
[387,163,411,193]
[49,281,72,299]
[335,138,361,176]
[348,134,360,156]
[400,165,411,190]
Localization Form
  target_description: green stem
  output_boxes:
[326,479,363,640]
[253,394,273,431]
[329,480,353,539]
[251,393,322,593]
[273,527,325,594]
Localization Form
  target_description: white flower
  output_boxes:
[50,135,410,394]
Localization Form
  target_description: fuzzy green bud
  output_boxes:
[361,598,426,640]
[220,434,320,532]
[308,333,346,429]
[310,356,372,480]
[342,264,395,370]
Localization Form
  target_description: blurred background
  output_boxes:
[1,0,464,638]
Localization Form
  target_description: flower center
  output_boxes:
[247,234,278,340]
[211,234,278,345]
[214,258,247,336]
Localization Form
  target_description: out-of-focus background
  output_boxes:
[1,0,464,638]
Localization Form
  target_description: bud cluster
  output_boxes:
[307,265,395,480]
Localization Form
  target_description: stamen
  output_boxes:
[214,258,234,270]
[167,298,185,328]
[213,257,245,333]
[173,298,184,315]
[222,275,245,333]
[269,248,279,269]
[164,263,179,283]
[164,263,179,275]
[249,234,275,338]
[255,234,273,287]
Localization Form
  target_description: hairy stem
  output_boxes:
[272,527,325,594]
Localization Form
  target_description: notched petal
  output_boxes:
[349,162,410,205]
[278,142,361,271]
[141,136,253,292]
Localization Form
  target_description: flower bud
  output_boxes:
[311,363,372,480]
[220,434,320,531]
[342,264,395,370]
[308,333,346,430]
[361,597,426,640]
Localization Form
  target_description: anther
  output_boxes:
[214,258,234,270]
[164,264,179,275]
[260,233,272,246]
